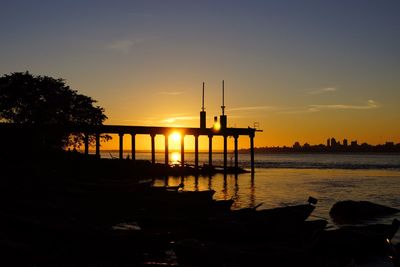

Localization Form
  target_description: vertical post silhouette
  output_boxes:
[165,134,169,165]
[220,80,227,129]
[181,135,185,167]
[151,134,156,164]
[208,135,213,166]
[119,133,124,159]
[131,133,136,161]
[200,82,206,129]
[223,135,228,170]
[194,134,199,168]
[250,134,255,173]
[234,135,239,169]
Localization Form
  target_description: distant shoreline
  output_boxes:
[80,149,400,155]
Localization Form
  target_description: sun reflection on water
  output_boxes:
[170,151,181,165]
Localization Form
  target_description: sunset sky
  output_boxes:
[1,0,399,151]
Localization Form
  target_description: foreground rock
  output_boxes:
[330,200,400,224]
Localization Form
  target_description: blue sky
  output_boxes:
[1,0,399,147]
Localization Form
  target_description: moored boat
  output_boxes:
[320,219,400,261]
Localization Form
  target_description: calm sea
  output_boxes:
[102,151,400,241]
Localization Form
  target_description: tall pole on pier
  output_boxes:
[221,80,225,115]
[202,82,205,112]
[220,80,227,129]
[200,82,206,129]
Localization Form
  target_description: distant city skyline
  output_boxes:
[1,1,399,150]
[243,138,400,153]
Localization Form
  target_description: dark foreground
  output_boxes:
[1,155,399,266]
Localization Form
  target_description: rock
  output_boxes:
[329,200,400,224]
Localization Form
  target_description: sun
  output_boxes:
[213,121,221,132]
[171,132,181,142]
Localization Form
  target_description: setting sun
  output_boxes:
[171,132,181,142]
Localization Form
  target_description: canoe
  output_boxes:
[204,198,319,243]
[225,197,317,226]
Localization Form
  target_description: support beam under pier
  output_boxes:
[119,133,124,160]
[250,134,255,173]
[151,134,156,164]
[234,135,238,169]
[223,135,228,171]
[131,133,136,161]
[208,135,213,166]
[181,135,185,167]
[165,134,169,165]
[194,134,199,169]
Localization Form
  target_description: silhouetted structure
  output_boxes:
[0,123,259,172]
[241,138,400,153]
[200,82,206,129]
[343,139,348,147]
[0,79,261,172]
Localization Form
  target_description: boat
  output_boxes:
[150,183,184,192]
[223,197,317,226]
[203,197,319,243]
[321,219,400,260]
[174,219,328,267]
[330,200,400,224]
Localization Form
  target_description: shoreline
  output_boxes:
[1,153,399,265]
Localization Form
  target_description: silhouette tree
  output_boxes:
[0,71,110,151]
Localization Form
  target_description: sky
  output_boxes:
[1,0,399,151]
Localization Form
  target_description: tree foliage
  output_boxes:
[0,72,109,150]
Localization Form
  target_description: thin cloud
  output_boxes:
[160,116,198,124]
[308,87,337,95]
[228,106,276,112]
[157,91,184,96]
[278,100,379,114]
[309,100,379,111]
[122,118,157,125]
[105,38,145,54]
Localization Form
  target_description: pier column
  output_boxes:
[250,134,255,173]
[194,134,199,169]
[151,134,156,164]
[119,133,124,160]
[84,133,89,155]
[131,133,136,161]
[208,135,213,166]
[165,134,169,165]
[181,135,185,167]
[95,133,100,158]
[234,135,239,169]
[223,135,228,171]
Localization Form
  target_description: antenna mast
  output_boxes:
[202,82,205,112]
[200,82,207,129]
[221,80,225,115]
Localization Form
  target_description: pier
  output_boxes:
[0,123,258,172]
[1,81,261,172]
[82,125,258,172]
